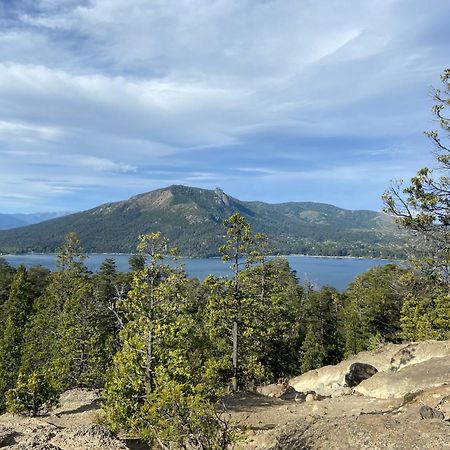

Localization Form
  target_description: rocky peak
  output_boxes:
[214,187,230,206]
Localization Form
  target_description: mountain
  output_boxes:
[0,212,74,230]
[0,185,403,257]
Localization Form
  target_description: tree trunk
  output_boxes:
[231,320,238,391]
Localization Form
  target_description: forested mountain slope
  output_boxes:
[0,185,403,257]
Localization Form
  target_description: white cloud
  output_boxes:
[0,120,64,142]
[77,156,137,173]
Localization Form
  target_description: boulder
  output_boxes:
[289,344,407,396]
[344,362,378,387]
[419,405,445,420]
[257,382,288,398]
[390,340,450,372]
[355,355,450,399]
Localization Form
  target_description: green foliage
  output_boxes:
[139,381,239,449]
[102,233,237,447]
[20,233,116,394]
[300,285,344,365]
[342,264,405,355]
[0,266,33,410]
[0,258,15,307]
[400,293,450,341]
[300,325,326,373]
[5,372,58,417]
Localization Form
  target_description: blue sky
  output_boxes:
[0,0,449,213]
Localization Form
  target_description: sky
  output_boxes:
[0,0,449,213]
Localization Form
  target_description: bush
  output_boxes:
[5,372,58,416]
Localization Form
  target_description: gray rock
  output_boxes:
[419,405,445,420]
[355,355,450,399]
[345,363,378,387]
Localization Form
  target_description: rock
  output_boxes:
[419,405,445,420]
[344,362,378,387]
[279,386,300,401]
[390,340,450,372]
[331,386,352,398]
[289,344,404,396]
[0,425,17,446]
[257,382,288,398]
[355,355,450,399]
[305,393,316,402]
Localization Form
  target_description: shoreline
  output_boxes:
[1,252,404,262]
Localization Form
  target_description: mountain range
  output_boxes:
[0,185,403,258]
[0,212,75,230]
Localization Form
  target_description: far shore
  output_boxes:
[1,252,404,262]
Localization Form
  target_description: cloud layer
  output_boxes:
[1,0,449,212]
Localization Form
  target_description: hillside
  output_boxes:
[0,211,74,230]
[0,185,403,257]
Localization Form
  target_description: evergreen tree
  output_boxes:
[0,258,15,309]
[300,285,344,365]
[19,233,88,378]
[219,213,254,390]
[103,233,234,447]
[400,293,450,341]
[0,265,33,409]
[5,372,58,417]
[383,68,450,284]
[300,325,326,373]
[342,264,405,355]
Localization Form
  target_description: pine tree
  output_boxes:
[219,213,254,391]
[0,266,33,409]
[300,325,326,373]
[103,233,235,447]
[19,233,88,378]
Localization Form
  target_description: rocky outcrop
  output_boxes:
[233,340,450,449]
[390,340,450,371]
[289,340,450,397]
[0,390,128,450]
[355,355,450,399]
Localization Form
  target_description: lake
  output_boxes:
[1,253,398,290]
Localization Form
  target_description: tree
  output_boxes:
[300,285,344,366]
[0,266,33,410]
[219,213,254,391]
[400,293,450,341]
[56,231,86,271]
[341,264,405,355]
[19,232,110,392]
[5,372,58,417]
[383,69,450,284]
[300,325,326,373]
[0,258,15,308]
[103,233,236,447]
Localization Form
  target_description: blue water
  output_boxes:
[1,253,397,290]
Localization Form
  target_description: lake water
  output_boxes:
[1,253,397,290]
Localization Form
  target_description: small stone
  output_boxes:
[305,393,316,402]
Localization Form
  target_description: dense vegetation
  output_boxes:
[0,185,404,258]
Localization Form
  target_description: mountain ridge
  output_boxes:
[0,211,75,230]
[0,185,403,257]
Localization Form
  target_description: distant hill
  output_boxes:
[0,185,404,258]
[0,212,74,230]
